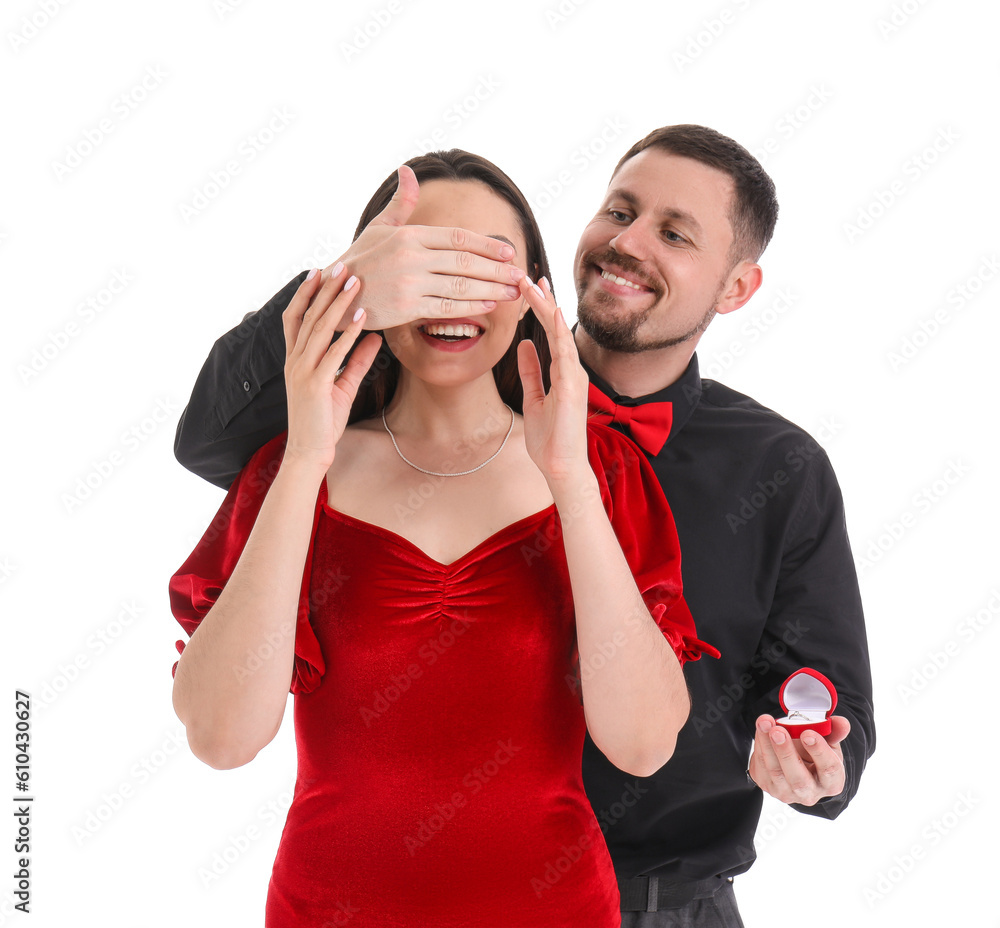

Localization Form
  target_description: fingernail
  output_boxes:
[344,275,358,290]
[540,276,549,290]
[352,307,365,322]
[531,283,544,297]
[500,244,514,259]
[483,300,497,309]
[759,719,773,733]
[504,286,520,299]
[509,267,525,282]
[772,730,786,745]
[306,268,318,280]
[331,261,344,277]
[802,733,817,746]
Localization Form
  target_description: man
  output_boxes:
[174,125,874,926]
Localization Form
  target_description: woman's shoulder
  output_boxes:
[584,420,647,470]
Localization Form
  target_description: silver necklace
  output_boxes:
[381,404,515,477]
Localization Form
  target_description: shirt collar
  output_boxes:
[572,322,702,447]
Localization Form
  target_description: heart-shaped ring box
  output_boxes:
[776,668,837,738]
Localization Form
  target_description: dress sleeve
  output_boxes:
[586,422,720,665]
[167,429,325,694]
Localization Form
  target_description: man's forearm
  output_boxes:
[174,272,309,489]
[551,473,690,778]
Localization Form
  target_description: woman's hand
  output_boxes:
[281,265,383,472]
[516,277,592,488]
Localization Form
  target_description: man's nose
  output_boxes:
[609,219,651,260]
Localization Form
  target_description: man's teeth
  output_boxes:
[422,323,482,337]
[600,269,644,291]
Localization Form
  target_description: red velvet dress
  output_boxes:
[169,422,717,927]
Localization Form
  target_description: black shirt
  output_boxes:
[174,271,875,882]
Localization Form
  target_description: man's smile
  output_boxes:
[590,259,658,297]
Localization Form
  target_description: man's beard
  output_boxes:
[575,264,722,354]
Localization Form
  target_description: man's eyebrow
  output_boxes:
[607,189,704,237]
[488,234,516,252]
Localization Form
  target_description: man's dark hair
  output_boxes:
[348,149,554,424]
[613,124,779,266]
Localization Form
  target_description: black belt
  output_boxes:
[619,875,733,912]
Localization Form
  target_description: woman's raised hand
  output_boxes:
[515,277,592,488]
[281,265,383,473]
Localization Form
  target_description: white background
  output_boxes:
[3,0,998,924]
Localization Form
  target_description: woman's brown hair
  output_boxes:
[346,150,554,424]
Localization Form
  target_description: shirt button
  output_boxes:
[243,381,251,392]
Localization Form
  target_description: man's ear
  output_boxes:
[716,261,763,316]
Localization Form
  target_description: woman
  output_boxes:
[169,150,717,927]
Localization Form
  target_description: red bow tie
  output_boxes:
[586,382,673,455]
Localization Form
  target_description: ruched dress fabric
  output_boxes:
[169,421,718,928]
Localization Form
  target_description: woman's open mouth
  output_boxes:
[417,323,485,352]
